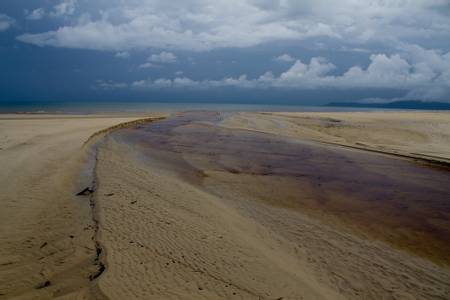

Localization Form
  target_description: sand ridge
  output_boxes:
[219,111,450,165]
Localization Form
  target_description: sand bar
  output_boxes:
[220,111,450,164]
[93,111,450,299]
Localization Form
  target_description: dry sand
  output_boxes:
[0,114,163,299]
[1,111,450,300]
[220,111,450,164]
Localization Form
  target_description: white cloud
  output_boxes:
[26,8,46,21]
[50,0,77,17]
[115,51,130,58]
[24,0,77,21]
[148,52,177,63]
[336,54,413,88]
[278,57,336,85]
[16,0,450,52]
[139,62,156,69]
[99,45,449,100]
[0,14,15,32]
[94,80,128,90]
[138,51,177,68]
[275,54,295,62]
[273,50,450,94]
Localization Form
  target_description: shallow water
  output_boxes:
[116,111,450,265]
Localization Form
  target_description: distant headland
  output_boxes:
[325,100,450,110]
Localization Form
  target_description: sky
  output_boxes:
[1,0,450,105]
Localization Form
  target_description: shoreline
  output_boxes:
[83,115,167,290]
[215,123,450,168]
[83,116,167,146]
[1,111,449,299]
[219,111,450,167]
[92,111,450,299]
[314,139,450,169]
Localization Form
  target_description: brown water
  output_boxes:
[115,111,450,265]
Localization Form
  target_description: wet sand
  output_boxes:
[93,111,450,299]
[220,111,450,164]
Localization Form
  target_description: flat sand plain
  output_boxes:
[1,111,450,300]
[220,111,450,164]
[0,114,163,299]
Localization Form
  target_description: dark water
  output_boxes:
[116,111,450,264]
[0,100,405,114]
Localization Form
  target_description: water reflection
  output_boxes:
[116,111,450,265]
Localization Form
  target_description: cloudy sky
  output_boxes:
[1,0,450,104]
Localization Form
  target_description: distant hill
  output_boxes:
[325,100,450,110]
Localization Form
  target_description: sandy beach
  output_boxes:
[1,111,450,299]
[0,114,164,299]
[4,0,450,298]
[220,111,450,165]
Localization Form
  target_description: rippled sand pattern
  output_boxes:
[95,111,450,299]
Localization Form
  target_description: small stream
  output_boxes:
[114,111,450,265]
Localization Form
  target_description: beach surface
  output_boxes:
[0,114,164,299]
[1,111,450,299]
[221,111,450,164]
[94,111,450,299]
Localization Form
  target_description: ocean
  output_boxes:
[0,101,399,114]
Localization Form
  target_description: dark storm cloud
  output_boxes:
[1,0,450,102]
